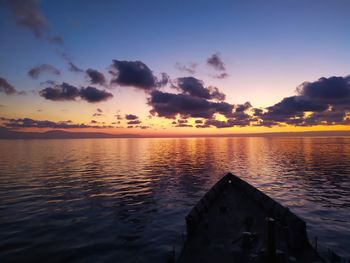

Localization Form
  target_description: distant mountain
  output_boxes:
[0,127,141,139]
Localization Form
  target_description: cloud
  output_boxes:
[207,53,229,79]
[177,119,188,124]
[28,64,60,79]
[213,72,229,79]
[39,82,113,103]
[0,77,19,95]
[93,109,103,117]
[79,86,113,103]
[39,82,80,101]
[58,52,84,73]
[115,114,123,120]
[302,110,350,126]
[174,77,226,101]
[175,62,197,74]
[3,0,47,38]
[204,118,251,128]
[195,124,211,128]
[207,53,225,71]
[0,117,113,129]
[235,102,252,112]
[68,62,84,73]
[157,73,169,87]
[125,114,138,120]
[48,35,64,45]
[3,0,65,45]
[297,76,350,102]
[257,75,350,126]
[127,120,142,125]
[86,68,107,86]
[110,60,166,90]
[148,90,234,119]
[175,123,192,128]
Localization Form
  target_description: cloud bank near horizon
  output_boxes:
[1,57,350,130]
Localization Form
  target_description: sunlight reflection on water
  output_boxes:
[0,137,349,262]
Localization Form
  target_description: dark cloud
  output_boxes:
[297,76,350,100]
[48,35,64,45]
[115,114,123,120]
[257,75,350,126]
[125,114,138,120]
[207,53,229,79]
[235,102,252,112]
[127,120,142,125]
[28,64,60,79]
[207,53,225,71]
[148,90,234,119]
[39,82,80,101]
[175,123,192,128]
[177,119,188,124]
[0,77,19,95]
[174,77,226,101]
[208,86,226,101]
[39,83,113,103]
[0,117,113,129]
[4,0,47,38]
[252,108,264,116]
[195,119,203,124]
[156,73,169,87]
[68,62,84,73]
[204,118,251,128]
[110,60,166,90]
[93,108,103,116]
[196,124,211,128]
[79,86,113,103]
[175,62,197,74]
[86,69,107,86]
[213,72,229,79]
[91,120,97,124]
[264,96,328,122]
[302,110,350,126]
[58,52,84,73]
[40,80,57,86]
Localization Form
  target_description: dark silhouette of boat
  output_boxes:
[176,173,344,263]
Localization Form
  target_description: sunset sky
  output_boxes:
[0,0,349,135]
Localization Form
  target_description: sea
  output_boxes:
[0,137,349,262]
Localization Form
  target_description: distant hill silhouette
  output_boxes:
[0,127,141,139]
[0,127,349,139]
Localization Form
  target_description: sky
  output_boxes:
[0,0,350,135]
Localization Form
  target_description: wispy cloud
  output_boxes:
[207,53,229,79]
[0,77,25,95]
[28,64,60,79]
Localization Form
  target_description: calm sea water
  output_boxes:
[0,137,349,262]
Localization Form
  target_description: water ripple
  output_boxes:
[0,137,349,262]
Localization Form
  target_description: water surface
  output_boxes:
[0,137,349,262]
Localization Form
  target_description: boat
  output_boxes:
[176,173,344,263]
